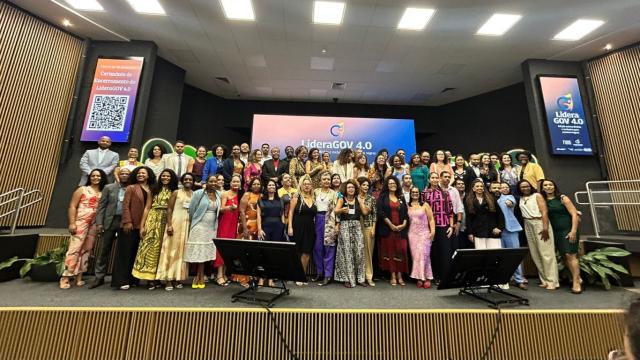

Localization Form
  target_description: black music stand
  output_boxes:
[213,239,306,308]
[438,248,530,308]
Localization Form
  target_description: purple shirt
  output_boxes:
[422,187,454,228]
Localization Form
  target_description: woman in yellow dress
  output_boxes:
[132,169,179,289]
[155,173,194,290]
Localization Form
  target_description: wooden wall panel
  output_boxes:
[587,46,640,231]
[0,308,625,360]
[0,3,84,227]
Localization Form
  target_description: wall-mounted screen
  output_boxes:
[80,57,144,142]
[251,115,416,162]
[538,76,593,156]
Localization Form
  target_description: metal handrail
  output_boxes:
[0,188,44,235]
[574,179,640,238]
[0,188,24,207]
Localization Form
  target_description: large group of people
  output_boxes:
[62,135,583,295]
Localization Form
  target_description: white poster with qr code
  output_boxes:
[86,95,130,131]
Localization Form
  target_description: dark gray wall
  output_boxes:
[521,59,604,233]
[431,83,534,155]
[46,40,185,227]
[144,57,185,140]
[177,82,534,157]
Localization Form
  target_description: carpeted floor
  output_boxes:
[0,277,637,309]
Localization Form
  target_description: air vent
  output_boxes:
[215,77,230,84]
[441,87,456,94]
[331,82,346,90]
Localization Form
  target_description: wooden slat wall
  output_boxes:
[0,3,84,227]
[587,46,640,231]
[0,308,625,360]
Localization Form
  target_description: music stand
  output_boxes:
[438,248,530,308]
[213,239,306,307]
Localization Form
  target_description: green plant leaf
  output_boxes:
[0,256,21,271]
[592,263,620,281]
[599,259,629,274]
[601,274,611,290]
[581,254,594,262]
[594,247,631,257]
[579,262,594,276]
[56,262,65,276]
[19,261,33,278]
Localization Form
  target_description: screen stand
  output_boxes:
[459,285,529,309]
[231,272,290,308]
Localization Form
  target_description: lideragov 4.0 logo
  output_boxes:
[330,122,344,137]
[556,93,574,111]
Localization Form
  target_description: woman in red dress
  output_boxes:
[376,176,410,286]
[214,174,241,286]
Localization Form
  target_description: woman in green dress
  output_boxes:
[541,179,582,294]
[132,169,179,289]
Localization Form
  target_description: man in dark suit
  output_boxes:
[261,147,287,185]
[463,153,482,190]
[88,167,131,288]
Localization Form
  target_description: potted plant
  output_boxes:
[0,241,68,282]
[559,246,631,290]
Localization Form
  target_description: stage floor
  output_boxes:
[0,277,637,309]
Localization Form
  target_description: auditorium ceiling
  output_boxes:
[12,0,640,106]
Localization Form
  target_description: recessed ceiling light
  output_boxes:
[321,48,327,54]
[220,0,255,21]
[313,1,345,25]
[553,19,604,41]
[604,43,612,51]
[62,18,73,27]
[476,13,522,36]
[126,0,165,15]
[64,0,103,11]
[397,7,436,30]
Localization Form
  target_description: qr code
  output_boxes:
[86,95,129,131]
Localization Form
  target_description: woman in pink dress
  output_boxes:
[407,186,436,289]
[243,149,262,191]
[60,169,107,289]
[215,174,241,286]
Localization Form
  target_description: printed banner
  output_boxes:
[80,57,144,142]
[251,115,416,162]
[539,76,593,156]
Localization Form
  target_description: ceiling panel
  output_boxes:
[12,0,640,106]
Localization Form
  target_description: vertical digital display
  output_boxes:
[251,115,416,162]
[538,76,593,155]
[80,57,144,142]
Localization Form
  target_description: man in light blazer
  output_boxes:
[89,167,131,288]
[162,140,194,178]
[78,136,119,185]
